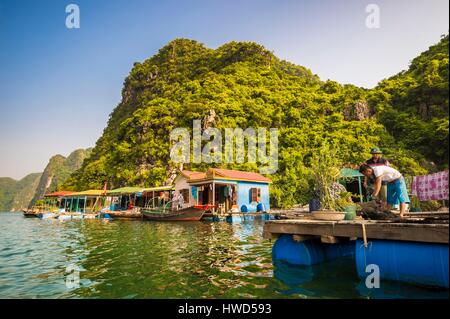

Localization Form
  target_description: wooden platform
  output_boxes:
[263,219,449,244]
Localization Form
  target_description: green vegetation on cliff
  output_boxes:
[29,149,91,206]
[63,36,448,208]
[0,173,41,211]
[0,149,91,211]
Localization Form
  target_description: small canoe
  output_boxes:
[23,210,38,218]
[141,206,204,221]
[102,210,142,219]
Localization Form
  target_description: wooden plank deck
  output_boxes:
[263,219,449,244]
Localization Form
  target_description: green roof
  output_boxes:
[142,185,174,192]
[107,187,144,195]
[340,168,364,178]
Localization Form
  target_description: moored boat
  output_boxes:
[22,210,38,218]
[101,210,142,219]
[141,206,204,221]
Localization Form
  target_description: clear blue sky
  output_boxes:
[0,0,448,179]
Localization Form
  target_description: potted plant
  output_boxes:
[309,143,347,221]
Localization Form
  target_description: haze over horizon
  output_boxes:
[0,0,448,180]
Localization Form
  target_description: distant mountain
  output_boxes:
[0,148,91,211]
[0,173,41,211]
[28,149,91,207]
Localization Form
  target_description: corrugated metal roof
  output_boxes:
[44,191,75,197]
[180,170,206,180]
[142,185,175,192]
[68,190,105,197]
[107,187,144,195]
[188,168,271,183]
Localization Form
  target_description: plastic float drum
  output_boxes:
[256,203,265,212]
[272,235,355,266]
[226,215,242,223]
[355,239,449,288]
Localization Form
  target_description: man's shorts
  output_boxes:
[387,177,410,205]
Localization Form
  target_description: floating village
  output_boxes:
[22,165,449,291]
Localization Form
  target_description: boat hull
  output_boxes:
[102,210,142,219]
[23,210,38,218]
[142,207,204,221]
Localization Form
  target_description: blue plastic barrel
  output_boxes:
[355,239,449,288]
[273,235,325,265]
[257,203,265,212]
[226,215,242,223]
[272,235,355,266]
[240,205,248,213]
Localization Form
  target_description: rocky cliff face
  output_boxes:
[0,149,91,211]
[0,173,42,211]
[28,149,91,207]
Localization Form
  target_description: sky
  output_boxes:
[0,0,448,180]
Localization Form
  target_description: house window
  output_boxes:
[250,188,261,202]
[180,189,189,202]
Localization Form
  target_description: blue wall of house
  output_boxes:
[237,181,270,212]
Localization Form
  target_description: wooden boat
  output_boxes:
[23,210,38,218]
[141,206,204,221]
[101,210,142,219]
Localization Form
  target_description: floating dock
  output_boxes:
[263,214,449,288]
[202,212,277,222]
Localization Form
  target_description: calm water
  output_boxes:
[0,212,447,299]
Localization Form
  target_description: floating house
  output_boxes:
[43,191,75,211]
[107,187,144,211]
[61,190,105,213]
[173,171,206,209]
[142,185,175,208]
[184,168,271,214]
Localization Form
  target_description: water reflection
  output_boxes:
[0,213,447,299]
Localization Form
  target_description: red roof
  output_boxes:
[211,168,271,183]
[44,191,75,197]
[180,170,207,180]
[187,168,271,183]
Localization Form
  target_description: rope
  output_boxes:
[359,222,372,268]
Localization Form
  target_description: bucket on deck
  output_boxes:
[344,205,357,220]
[309,199,321,212]
[257,203,265,212]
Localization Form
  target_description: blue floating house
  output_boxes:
[185,168,271,214]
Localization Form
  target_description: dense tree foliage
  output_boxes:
[63,37,448,208]
[370,35,449,170]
